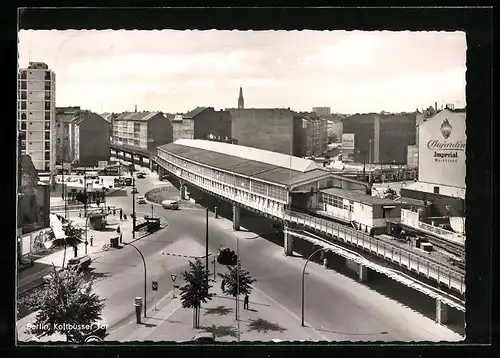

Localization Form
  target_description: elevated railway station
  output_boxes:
[152,139,464,324]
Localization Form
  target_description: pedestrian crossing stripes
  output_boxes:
[161,252,213,259]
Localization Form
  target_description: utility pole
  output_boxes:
[302,248,324,326]
[132,177,137,239]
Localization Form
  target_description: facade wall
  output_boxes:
[407,145,419,168]
[193,108,231,140]
[230,108,301,156]
[147,113,173,152]
[343,113,417,164]
[78,113,110,166]
[172,121,184,141]
[378,114,417,164]
[18,155,50,233]
[342,114,376,163]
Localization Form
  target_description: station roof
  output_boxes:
[321,187,399,206]
[158,139,329,186]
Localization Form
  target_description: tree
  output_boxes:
[178,258,214,328]
[327,133,338,144]
[21,264,105,342]
[218,263,256,320]
[50,222,84,268]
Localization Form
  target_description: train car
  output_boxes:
[316,187,402,234]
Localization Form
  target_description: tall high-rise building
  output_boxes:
[18,62,56,181]
[238,86,244,109]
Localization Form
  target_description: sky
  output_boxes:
[18,30,467,114]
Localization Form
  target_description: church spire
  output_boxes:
[238,86,244,109]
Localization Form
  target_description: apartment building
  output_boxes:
[312,106,331,116]
[17,62,56,179]
[56,107,110,167]
[302,116,328,157]
[111,110,173,153]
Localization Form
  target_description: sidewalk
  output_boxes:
[210,215,266,241]
[106,279,326,342]
[32,209,137,268]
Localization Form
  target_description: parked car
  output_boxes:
[136,172,146,179]
[67,255,92,272]
[124,177,132,186]
[137,196,146,204]
[192,331,215,342]
[161,200,179,210]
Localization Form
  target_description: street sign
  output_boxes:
[152,281,158,291]
[170,274,177,282]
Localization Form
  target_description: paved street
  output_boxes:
[18,169,462,342]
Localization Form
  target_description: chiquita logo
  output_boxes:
[440,118,452,139]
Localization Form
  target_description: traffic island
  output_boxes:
[105,282,328,342]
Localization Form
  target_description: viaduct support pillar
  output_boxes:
[149,158,153,171]
[358,265,368,282]
[284,229,294,256]
[180,184,187,200]
[232,204,240,231]
[435,300,448,324]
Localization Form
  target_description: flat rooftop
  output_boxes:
[158,139,330,187]
[321,187,400,206]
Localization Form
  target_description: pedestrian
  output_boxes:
[120,210,123,221]
[78,210,81,218]
[120,233,123,244]
[124,214,127,220]
[323,258,328,268]
[90,236,94,246]
[107,206,110,213]
[243,295,249,310]
[117,226,121,234]
[221,279,226,291]
[113,208,116,216]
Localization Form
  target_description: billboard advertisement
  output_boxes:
[418,110,466,189]
[342,133,355,150]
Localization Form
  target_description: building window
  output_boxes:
[45,131,50,140]
[20,122,26,130]
[45,163,50,172]
[21,113,26,120]
[45,122,50,130]
[20,101,26,110]
[45,71,51,80]
[45,141,50,150]
[20,91,27,100]
[45,101,51,110]
[20,71,27,80]
[45,92,51,101]
[44,81,51,90]
[433,186,440,194]
[45,112,51,121]
[45,151,50,160]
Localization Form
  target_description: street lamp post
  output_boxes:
[301,248,325,327]
[132,177,137,240]
[151,204,154,219]
[125,242,147,318]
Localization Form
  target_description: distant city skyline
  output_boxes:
[18,30,467,114]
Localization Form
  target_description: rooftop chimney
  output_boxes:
[135,105,137,113]
[435,101,437,111]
